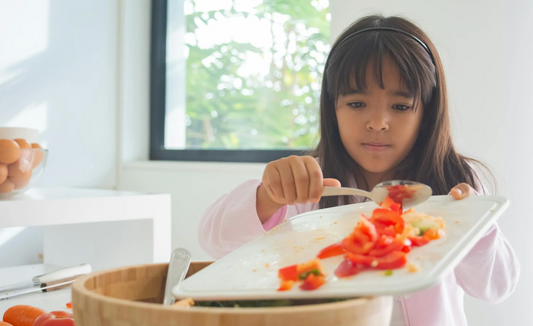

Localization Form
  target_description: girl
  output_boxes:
[198,15,519,326]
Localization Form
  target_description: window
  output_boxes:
[150,0,330,162]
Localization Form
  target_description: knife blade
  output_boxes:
[0,263,91,292]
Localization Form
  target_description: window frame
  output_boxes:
[149,0,308,163]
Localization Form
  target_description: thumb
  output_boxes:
[323,178,341,187]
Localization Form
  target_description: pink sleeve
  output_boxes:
[454,223,520,303]
[453,173,520,303]
[198,179,316,259]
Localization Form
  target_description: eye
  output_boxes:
[392,104,412,111]
[348,102,365,109]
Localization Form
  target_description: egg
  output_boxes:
[0,164,7,184]
[0,179,15,193]
[31,143,44,168]
[0,139,21,164]
[14,138,31,149]
[11,173,32,189]
[8,159,32,179]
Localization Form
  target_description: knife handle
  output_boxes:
[40,275,83,292]
[34,263,91,284]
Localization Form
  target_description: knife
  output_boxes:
[0,263,91,292]
[0,275,83,300]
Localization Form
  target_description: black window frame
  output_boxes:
[149,0,308,163]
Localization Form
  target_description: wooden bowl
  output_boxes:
[72,262,392,326]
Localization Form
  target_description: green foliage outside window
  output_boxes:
[184,0,330,149]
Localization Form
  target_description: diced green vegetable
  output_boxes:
[384,270,393,276]
[298,268,321,280]
[410,218,440,234]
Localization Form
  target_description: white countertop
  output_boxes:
[0,264,72,315]
[0,187,171,229]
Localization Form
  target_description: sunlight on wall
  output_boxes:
[0,228,26,248]
[5,102,49,146]
[0,0,49,82]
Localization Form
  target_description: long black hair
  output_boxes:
[311,15,493,209]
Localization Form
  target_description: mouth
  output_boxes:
[361,142,391,152]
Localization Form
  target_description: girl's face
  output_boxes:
[336,57,423,179]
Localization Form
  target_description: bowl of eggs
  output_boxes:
[0,127,47,198]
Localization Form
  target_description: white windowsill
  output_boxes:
[121,160,267,174]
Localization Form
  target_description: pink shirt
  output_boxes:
[198,179,520,326]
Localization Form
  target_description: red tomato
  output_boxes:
[409,235,431,247]
[374,251,407,270]
[278,264,298,281]
[317,243,345,259]
[299,274,325,290]
[32,311,74,326]
[334,259,365,278]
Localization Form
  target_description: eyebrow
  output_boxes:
[342,88,414,99]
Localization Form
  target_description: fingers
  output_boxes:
[289,156,310,205]
[278,159,297,205]
[262,156,331,206]
[450,183,472,200]
[262,156,342,206]
[323,178,341,188]
[305,156,323,204]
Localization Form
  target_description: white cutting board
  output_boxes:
[174,195,508,300]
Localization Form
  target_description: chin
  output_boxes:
[357,160,392,174]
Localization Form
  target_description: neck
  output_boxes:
[355,169,395,191]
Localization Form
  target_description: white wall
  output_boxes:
[0,0,119,266]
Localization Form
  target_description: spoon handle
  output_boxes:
[163,248,192,306]
[322,186,372,199]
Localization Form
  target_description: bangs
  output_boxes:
[326,31,437,106]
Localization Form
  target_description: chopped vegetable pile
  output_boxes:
[277,193,445,291]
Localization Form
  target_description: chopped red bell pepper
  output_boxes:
[368,239,404,257]
[345,253,376,267]
[409,235,431,247]
[371,209,404,227]
[278,264,298,282]
[317,243,345,259]
[341,237,374,255]
[299,273,326,290]
[277,279,295,291]
[387,185,414,205]
[334,259,366,278]
[357,216,379,243]
[380,196,403,214]
[373,251,407,270]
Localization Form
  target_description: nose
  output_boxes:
[366,109,389,131]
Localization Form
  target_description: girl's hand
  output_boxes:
[450,183,476,200]
[257,155,340,222]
